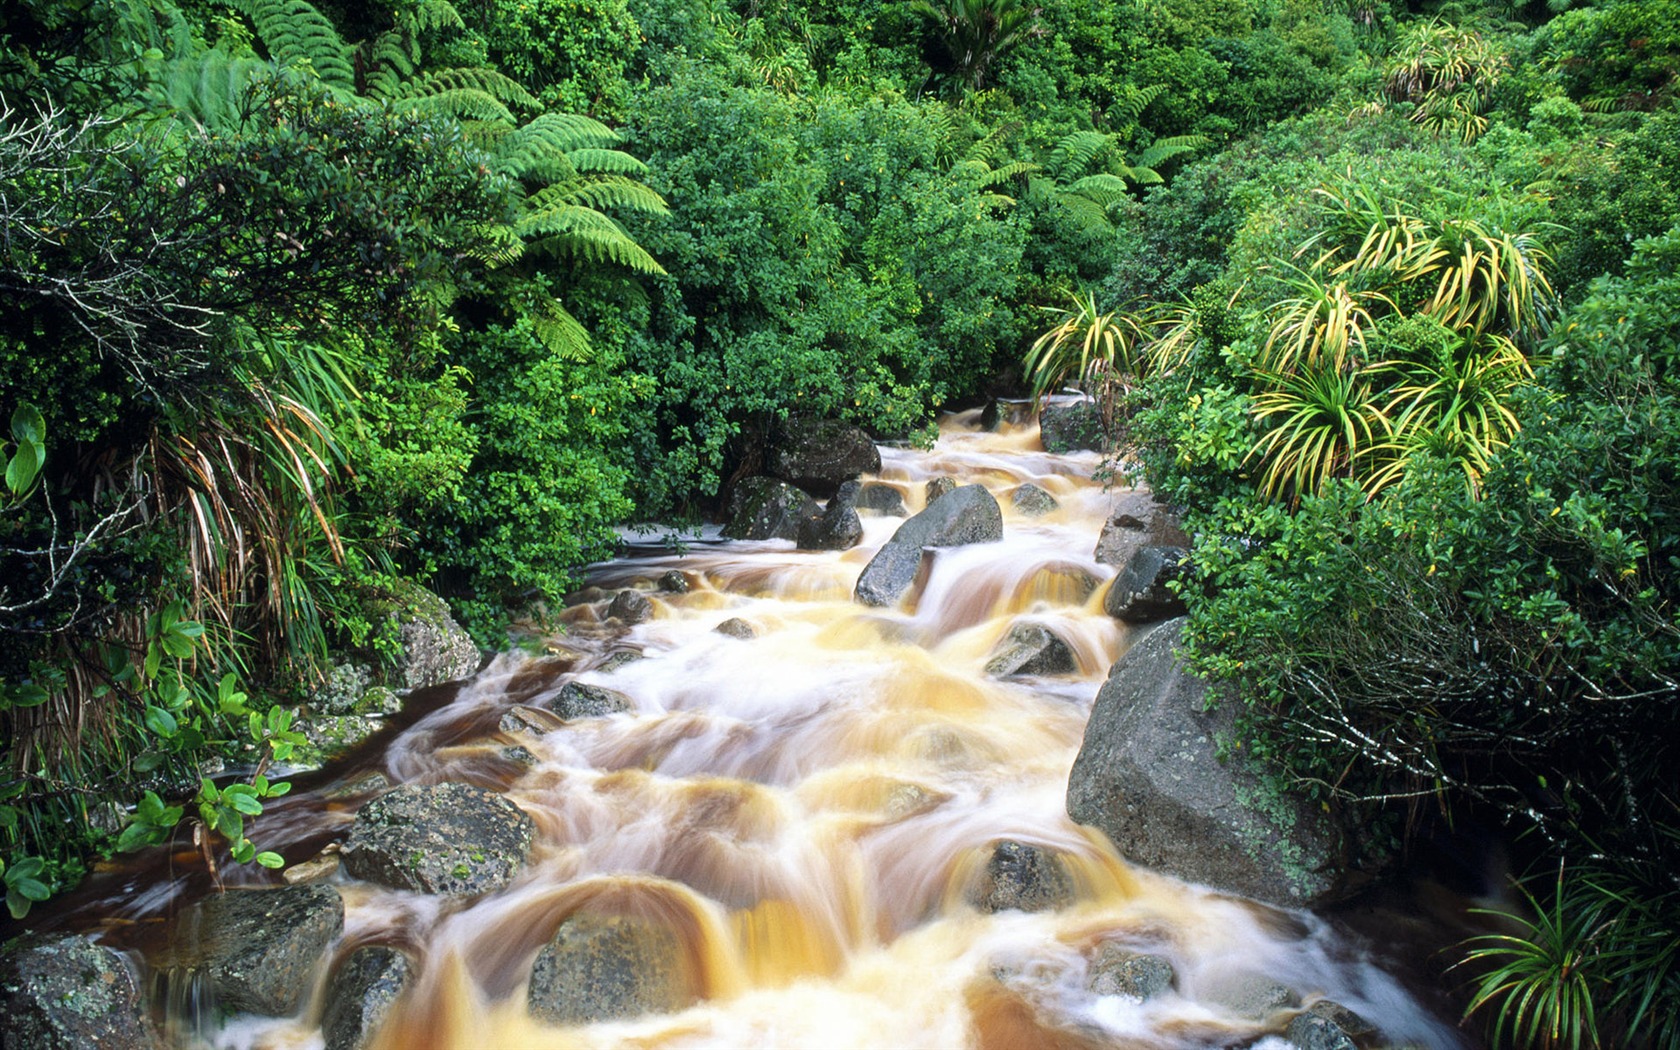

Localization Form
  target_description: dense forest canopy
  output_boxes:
[2,0,1677,1042]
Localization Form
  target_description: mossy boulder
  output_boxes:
[322,946,412,1050]
[173,884,345,1016]
[342,782,534,897]
[766,417,881,498]
[0,934,157,1049]
[527,912,698,1025]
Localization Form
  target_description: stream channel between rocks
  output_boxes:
[77,411,1467,1049]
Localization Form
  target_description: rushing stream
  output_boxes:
[79,410,1465,1049]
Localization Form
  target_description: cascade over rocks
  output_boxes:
[855,484,1003,607]
[322,946,412,1050]
[549,681,635,719]
[984,622,1077,677]
[1286,999,1381,1050]
[766,418,881,498]
[0,934,157,1049]
[965,840,1075,913]
[175,884,345,1016]
[342,782,534,896]
[1067,619,1340,908]
[1094,490,1190,568]
[1038,401,1104,453]
[527,911,699,1025]
[724,477,821,541]
[1103,546,1191,624]
[1087,944,1174,1001]
[607,589,654,624]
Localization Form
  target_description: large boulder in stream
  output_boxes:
[854,484,1003,607]
[985,622,1077,678]
[177,883,345,1016]
[1067,619,1340,908]
[527,912,698,1025]
[1103,546,1191,624]
[322,946,412,1050]
[1094,490,1190,568]
[342,782,534,896]
[767,418,881,498]
[0,934,157,1049]
[723,477,821,541]
[797,492,864,551]
[390,584,481,690]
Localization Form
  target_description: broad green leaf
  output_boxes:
[5,442,41,497]
[255,851,284,869]
[144,706,178,737]
[226,792,262,816]
[10,403,44,444]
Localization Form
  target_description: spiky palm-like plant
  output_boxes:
[1262,269,1394,375]
[1246,360,1390,502]
[912,0,1040,91]
[1384,20,1506,143]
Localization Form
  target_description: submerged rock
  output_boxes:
[322,946,412,1050]
[767,418,881,498]
[527,912,698,1025]
[549,681,635,719]
[181,884,344,1016]
[1067,620,1340,908]
[724,477,821,541]
[1103,545,1190,624]
[984,622,1077,678]
[855,482,908,516]
[0,934,156,1049]
[1203,970,1300,1020]
[1039,401,1104,453]
[1087,944,1174,1001]
[925,476,958,503]
[1011,483,1059,517]
[855,484,1003,607]
[796,494,864,551]
[342,782,533,896]
[606,589,653,625]
[1286,999,1380,1050]
[596,650,644,673]
[715,617,758,639]
[966,840,1074,914]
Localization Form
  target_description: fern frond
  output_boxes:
[498,112,620,156]
[970,159,1038,190]
[234,0,355,90]
[530,176,669,216]
[529,295,593,361]
[1064,173,1131,208]
[1109,83,1164,125]
[518,205,666,273]
[1056,191,1116,232]
[1132,134,1207,169]
[389,88,515,123]
[1050,130,1113,181]
[565,148,649,175]
[154,49,271,130]
[362,29,417,100]
[964,119,1022,167]
[397,67,538,112]
[1117,163,1165,186]
[459,119,512,152]
[466,222,525,267]
[399,0,465,35]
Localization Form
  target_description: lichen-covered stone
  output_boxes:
[312,662,373,716]
[606,589,653,625]
[1103,546,1191,624]
[1039,401,1104,453]
[715,617,758,639]
[724,477,822,541]
[925,476,958,503]
[527,912,697,1025]
[341,782,533,896]
[390,585,480,690]
[1287,999,1379,1050]
[1067,620,1340,908]
[322,946,412,1050]
[0,934,156,1049]
[965,840,1074,914]
[178,884,344,1016]
[1087,944,1174,1001]
[855,485,1003,607]
[984,623,1077,678]
[1011,483,1059,517]
[549,682,635,720]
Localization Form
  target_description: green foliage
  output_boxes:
[912,0,1041,93]
[459,0,642,117]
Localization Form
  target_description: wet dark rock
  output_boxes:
[984,623,1077,678]
[322,946,412,1050]
[724,477,822,541]
[549,682,635,720]
[0,934,156,1049]
[1094,491,1189,568]
[1067,620,1339,908]
[966,840,1074,914]
[1286,999,1380,1050]
[855,485,1003,607]
[657,570,690,593]
[715,617,758,639]
[527,912,698,1025]
[1039,401,1105,453]
[767,418,881,498]
[606,589,653,625]
[342,782,533,896]
[1103,546,1190,624]
[1011,483,1059,517]
[856,483,908,516]
[925,476,958,503]
[391,585,481,690]
[1203,971,1299,1020]
[500,745,537,767]
[796,496,863,551]
[183,884,344,1016]
[979,399,1002,432]
[1087,944,1174,1001]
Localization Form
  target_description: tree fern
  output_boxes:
[566,148,651,176]
[233,0,356,91]
[528,295,594,362]
[361,30,418,101]
[531,176,669,217]
[1108,83,1164,127]
[517,205,666,274]
[1133,134,1207,172]
[1049,130,1112,181]
[153,48,272,131]
[384,67,538,121]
